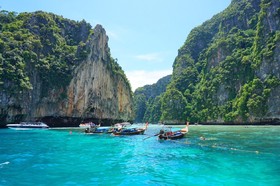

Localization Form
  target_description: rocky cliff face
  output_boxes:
[35,25,133,125]
[0,11,133,127]
[166,0,280,124]
[68,25,133,120]
[255,0,280,119]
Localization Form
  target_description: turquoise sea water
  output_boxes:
[0,125,279,186]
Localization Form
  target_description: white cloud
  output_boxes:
[126,69,172,91]
[135,53,163,62]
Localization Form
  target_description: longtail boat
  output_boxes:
[158,122,189,140]
[112,122,149,136]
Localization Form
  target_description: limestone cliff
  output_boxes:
[0,11,133,127]
[162,0,280,124]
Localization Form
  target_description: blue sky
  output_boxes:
[0,0,231,91]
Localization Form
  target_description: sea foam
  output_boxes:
[0,161,10,168]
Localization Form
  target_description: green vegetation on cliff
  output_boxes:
[133,75,171,123]
[0,10,133,125]
[168,0,280,123]
[0,11,88,96]
[0,10,130,98]
[134,0,280,124]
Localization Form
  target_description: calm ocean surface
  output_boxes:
[0,124,279,186]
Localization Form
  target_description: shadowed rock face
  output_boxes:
[0,13,133,127]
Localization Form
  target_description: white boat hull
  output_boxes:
[7,122,49,130]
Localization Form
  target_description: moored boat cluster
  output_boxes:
[83,121,189,140]
[83,122,149,135]
[6,121,189,141]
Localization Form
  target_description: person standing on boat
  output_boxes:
[180,121,189,133]
[144,122,149,130]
